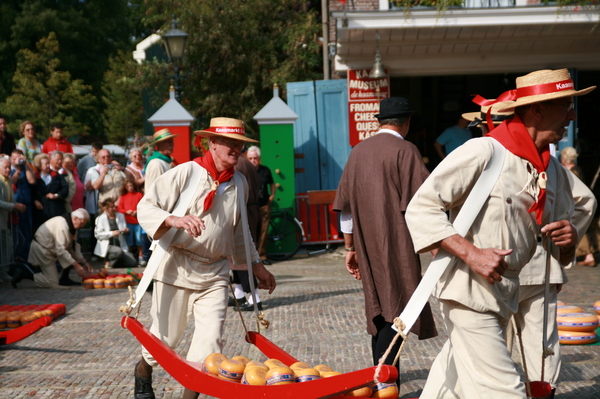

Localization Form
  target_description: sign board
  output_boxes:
[347,68,390,147]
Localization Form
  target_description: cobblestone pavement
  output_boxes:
[1,249,599,398]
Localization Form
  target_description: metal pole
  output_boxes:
[321,0,330,80]
[174,64,182,102]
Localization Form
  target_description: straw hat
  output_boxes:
[149,128,178,146]
[194,117,258,143]
[499,69,595,112]
[463,101,515,128]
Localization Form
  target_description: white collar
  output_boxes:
[376,128,404,140]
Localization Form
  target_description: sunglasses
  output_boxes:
[217,137,245,151]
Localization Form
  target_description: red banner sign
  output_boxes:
[347,68,390,147]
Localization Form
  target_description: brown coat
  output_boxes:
[333,132,436,339]
[235,155,260,243]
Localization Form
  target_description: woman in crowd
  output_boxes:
[32,153,68,231]
[117,179,145,265]
[16,121,42,163]
[94,198,137,269]
[62,153,84,212]
[124,148,145,192]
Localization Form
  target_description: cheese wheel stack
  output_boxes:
[557,305,584,314]
[557,307,599,345]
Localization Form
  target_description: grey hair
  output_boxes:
[63,152,76,161]
[50,150,64,159]
[561,146,579,164]
[71,208,90,221]
[129,148,142,160]
[377,116,410,127]
[247,145,261,158]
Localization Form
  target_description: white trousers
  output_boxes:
[142,280,228,367]
[513,284,560,388]
[421,300,527,399]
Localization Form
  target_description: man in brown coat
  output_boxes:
[333,97,436,383]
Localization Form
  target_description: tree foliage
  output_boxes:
[101,51,147,146]
[2,32,96,139]
[141,0,323,137]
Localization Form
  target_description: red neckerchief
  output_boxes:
[486,115,550,225]
[194,151,234,212]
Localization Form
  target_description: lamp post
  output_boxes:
[162,17,189,102]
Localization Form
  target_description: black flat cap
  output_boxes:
[374,97,415,120]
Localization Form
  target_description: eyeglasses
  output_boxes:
[217,137,245,151]
[545,101,575,112]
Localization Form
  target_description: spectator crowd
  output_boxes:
[0,115,154,286]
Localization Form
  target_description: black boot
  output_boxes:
[134,362,155,399]
[11,263,34,288]
[228,296,247,307]
[59,266,81,286]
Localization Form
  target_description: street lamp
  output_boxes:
[162,17,188,102]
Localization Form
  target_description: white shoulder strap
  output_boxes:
[396,138,507,335]
[124,163,205,311]
[233,173,260,314]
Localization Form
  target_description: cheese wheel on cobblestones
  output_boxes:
[203,353,227,376]
[557,313,599,332]
[83,279,94,289]
[559,330,598,345]
[242,366,267,385]
[294,368,321,382]
[594,300,600,315]
[371,382,399,398]
[557,305,583,314]
[265,366,295,385]
[93,279,105,289]
[218,359,245,382]
[557,300,566,307]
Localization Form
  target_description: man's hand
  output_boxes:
[464,247,513,285]
[541,220,578,248]
[252,263,276,294]
[13,203,26,213]
[171,215,206,238]
[34,200,43,210]
[441,234,512,285]
[345,251,361,280]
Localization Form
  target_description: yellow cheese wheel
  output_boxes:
[290,361,310,371]
[294,368,321,383]
[313,364,334,376]
[0,314,6,329]
[245,361,269,372]
[242,366,267,385]
[83,279,94,289]
[203,353,227,376]
[594,300,600,315]
[6,312,22,328]
[231,355,250,365]
[93,279,105,289]
[104,279,115,289]
[114,278,128,289]
[347,386,374,397]
[556,300,566,307]
[98,267,109,278]
[557,305,583,314]
[264,359,286,369]
[557,313,599,332]
[321,371,342,378]
[559,330,598,345]
[265,366,295,385]
[371,382,399,398]
[218,358,245,382]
